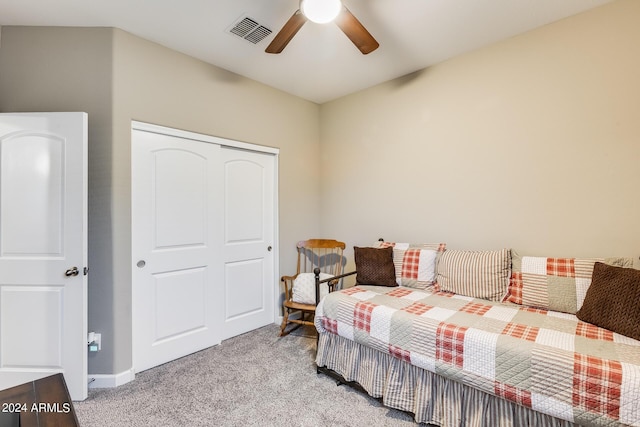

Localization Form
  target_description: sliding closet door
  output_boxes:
[132,122,278,373]
[221,147,275,340]
[132,129,223,373]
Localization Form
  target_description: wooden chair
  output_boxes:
[280,239,349,336]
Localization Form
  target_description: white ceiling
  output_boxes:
[0,0,612,104]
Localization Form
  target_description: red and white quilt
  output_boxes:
[315,285,640,426]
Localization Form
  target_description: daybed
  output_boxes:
[314,241,640,426]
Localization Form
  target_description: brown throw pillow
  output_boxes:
[576,262,640,341]
[354,246,397,287]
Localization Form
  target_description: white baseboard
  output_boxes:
[276,310,305,322]
[88,368,135,389]
[274,311,304,326]
[88,318,298,390]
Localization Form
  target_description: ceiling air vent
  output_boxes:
[228,16,272,44]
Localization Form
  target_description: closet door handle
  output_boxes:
[267,246,272,252]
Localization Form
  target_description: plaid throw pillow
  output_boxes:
[504,251,635,314]
[374,241,446,290]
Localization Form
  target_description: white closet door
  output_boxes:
[221,147,275,340]
[132,122,278,373]
[132,129,223,373]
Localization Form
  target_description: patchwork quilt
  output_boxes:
[315,285,640,426]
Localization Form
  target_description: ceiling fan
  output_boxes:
[265,0,379,55]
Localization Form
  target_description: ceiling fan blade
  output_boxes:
[265,10,307,54]
[335,6,379,55]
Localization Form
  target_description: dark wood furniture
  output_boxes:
[0,374,79,427]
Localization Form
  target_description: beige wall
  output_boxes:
[0,26,118,372]
[0,26,321,375]
[320,0,640,279]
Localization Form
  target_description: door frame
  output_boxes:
[130,120,279,358]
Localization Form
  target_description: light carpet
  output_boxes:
[74,324,420,426]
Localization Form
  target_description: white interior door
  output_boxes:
[132,129,223,373]
[0,112,88,401]
[221,147,275,340]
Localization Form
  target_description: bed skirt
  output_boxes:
[316,331,576,427]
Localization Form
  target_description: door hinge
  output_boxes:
[84,267,89,276]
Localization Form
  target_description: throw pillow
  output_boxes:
[354,246,397,287]
[374,241,446,290]
[504,251,635,314]
[292,272,334,305]
[436,249,511,301]
[576,262,640,341]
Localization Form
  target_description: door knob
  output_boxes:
[137,260,146,268]
[65,267,79,277]
[267,246,272,251]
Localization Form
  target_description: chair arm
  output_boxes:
[280,274,298,300]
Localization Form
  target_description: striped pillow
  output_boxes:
[374,241,446,290]
[504,251,635,314]
[436,249,511,301]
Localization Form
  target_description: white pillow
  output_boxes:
[292,272,334,304]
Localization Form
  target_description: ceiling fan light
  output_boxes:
[301,0,342,24]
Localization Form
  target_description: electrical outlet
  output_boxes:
[88,332,102,352]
